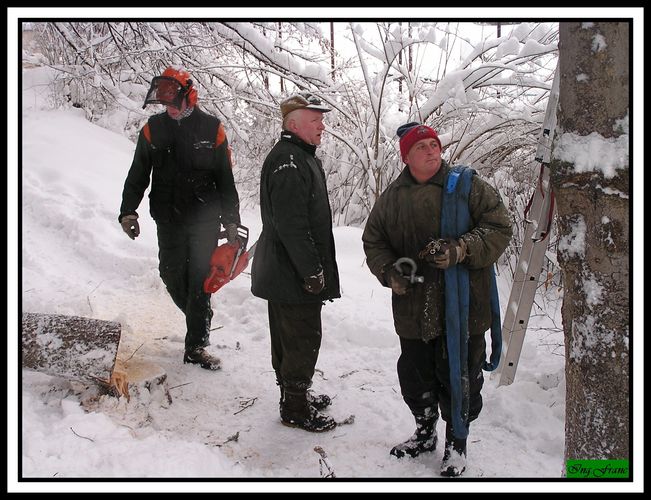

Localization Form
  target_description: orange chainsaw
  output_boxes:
[203,224,257,294]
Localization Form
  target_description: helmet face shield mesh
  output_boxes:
[143,76,186,109]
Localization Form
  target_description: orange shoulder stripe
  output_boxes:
[215,123,226,147]
[143,123,151,143]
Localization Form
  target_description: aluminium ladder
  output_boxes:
[497,66,560,387]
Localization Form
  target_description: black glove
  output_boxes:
[383,266,410,296]
[303,269,325,294]
[225,223,240,245]
[419,237,467,269]
[120,214,140,240]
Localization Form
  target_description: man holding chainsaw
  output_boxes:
[251,93,341,433]
[119,66,241,371]
[362,123,512,476]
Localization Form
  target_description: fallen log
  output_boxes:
[22,312,121,382]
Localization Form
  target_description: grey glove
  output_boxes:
[419,237,467,269]
[303,269,325,295]
[383,266,410,296]
[225,223,240,245]
[120,214,140,240]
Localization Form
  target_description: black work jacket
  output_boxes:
[119,107,240,226]
[362,162,512,340]
[251,131,341,303]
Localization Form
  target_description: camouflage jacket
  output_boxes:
[362,161,512,340]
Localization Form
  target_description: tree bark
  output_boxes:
[22,312,121,382]
[551,22,629,464]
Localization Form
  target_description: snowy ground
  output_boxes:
[12,65,635,494]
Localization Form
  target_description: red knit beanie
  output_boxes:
[398,123,442,163]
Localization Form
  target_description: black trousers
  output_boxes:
[268,301,323,393]
[397,334,486,426]
[156,220,220,351]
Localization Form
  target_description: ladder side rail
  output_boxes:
[498,225,554,386]
[493,181,551,380]
[494,65,560,385]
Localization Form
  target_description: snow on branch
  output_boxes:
[32,21,560,229]
[212,22,334,87]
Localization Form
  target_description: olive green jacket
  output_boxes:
[362,161,512,340]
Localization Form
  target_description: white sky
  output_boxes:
[9,8,643,494]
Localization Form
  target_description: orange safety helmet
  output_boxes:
[142,65,198,109]
[161,66,198,107]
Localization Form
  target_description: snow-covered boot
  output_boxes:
[390,414,438,458]
[280,390,336,432]
[307,389,332,411]
[183,347,221,371]
[440,424,467,477]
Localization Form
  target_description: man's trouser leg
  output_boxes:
[392,337,441,458]
[434,334,486,427]
[157,220,220,351]
[157,222,188,312]
[397,337,441,418]
[268,301,323,392]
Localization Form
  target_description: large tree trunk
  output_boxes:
[551,22,629,464]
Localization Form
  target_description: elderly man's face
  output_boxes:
[288,109,326,146]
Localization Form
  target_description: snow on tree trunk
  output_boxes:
[551,22,629,464]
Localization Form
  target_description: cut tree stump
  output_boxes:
[116,358,173,405]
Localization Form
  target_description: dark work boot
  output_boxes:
[277,379,332,411]
[183,347,221,371]
[440,424,467,477]
[390,414,438,459]
[280,390,336,432]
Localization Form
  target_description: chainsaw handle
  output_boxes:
[219,224,249,248]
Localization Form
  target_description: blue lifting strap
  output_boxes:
[441,166,502,440]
